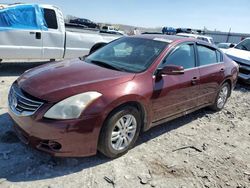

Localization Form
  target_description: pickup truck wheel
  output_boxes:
[210,82,230,111]
[98,106,141,158]
[89,43,107,55]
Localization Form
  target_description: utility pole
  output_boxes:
[226,28,231,43]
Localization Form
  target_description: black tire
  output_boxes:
[210,82,230,111]
[98,106,141,158]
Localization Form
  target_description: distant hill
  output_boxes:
[105,24,162,34]
[65,15,163,34]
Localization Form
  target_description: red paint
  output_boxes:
[9,35,238,157]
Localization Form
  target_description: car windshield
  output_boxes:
[85,37,168,73]
[235,39,250,51]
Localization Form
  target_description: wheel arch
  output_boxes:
[103,100,148,132]
[221,78,233,97]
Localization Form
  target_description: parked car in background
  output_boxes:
[217,43,236,52]
[162,27,176,35]
[69,18,99,29]
[177,33,215,44]
[8,35,238,158]
[176,28,192,34]
[101,25,125,35]
[0,4,121,63]
[225,38,250,83]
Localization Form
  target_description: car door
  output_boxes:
[41,8,64,59]
[0,5,43,59]
[196,43,225,106]
[151,42,200,122]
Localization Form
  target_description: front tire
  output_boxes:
[98,106,141,158]
[210,82,230,111]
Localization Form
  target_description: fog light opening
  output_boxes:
[48,140,62,151]
[40,140,62,151]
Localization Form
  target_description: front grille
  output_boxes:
[235,61,250,75]
[8,84,43,116]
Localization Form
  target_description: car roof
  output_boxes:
[130,34,218,49]
[177,33,213,40]
[132,34,192,43]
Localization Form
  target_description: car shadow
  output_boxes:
[0,62,49,77]
[0,107,215,183]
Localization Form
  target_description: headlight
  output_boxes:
[44,92,102,120]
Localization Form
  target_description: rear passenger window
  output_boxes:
[162,44,195,69]
[43,9,58,29]
[197,45,217,66]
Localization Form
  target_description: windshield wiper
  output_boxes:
[89,60,124,71]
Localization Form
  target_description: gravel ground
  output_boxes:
[0,62,250,188]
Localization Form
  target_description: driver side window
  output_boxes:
[161,44,195,69]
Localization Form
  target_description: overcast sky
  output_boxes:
[1,0,250,33]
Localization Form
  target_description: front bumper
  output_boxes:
[238,73,250,84]
[237,63,250,84]
[8,108,103,157]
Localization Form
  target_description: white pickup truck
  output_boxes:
[0,4,121,63]
[225,38,250,84]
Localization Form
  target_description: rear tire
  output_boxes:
[210,82,230,111]
[89,43,107,55]
[98,106,141,158]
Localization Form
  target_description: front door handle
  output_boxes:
[191,77,198,85]
[35,32,41,39]
[29,32,41,39]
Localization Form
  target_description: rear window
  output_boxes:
[43,8,58,29]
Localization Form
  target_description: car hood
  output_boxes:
[17,59,135,102]
[225,48,250,65]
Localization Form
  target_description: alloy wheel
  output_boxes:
[111,114,137,151]
[217,85,229,109]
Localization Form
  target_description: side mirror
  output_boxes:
[158,65,184,75]
[229,43,235,48]
[79,55,88,61]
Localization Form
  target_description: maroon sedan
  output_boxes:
[8,35,239,158]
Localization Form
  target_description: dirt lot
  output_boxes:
[0,62,250,188]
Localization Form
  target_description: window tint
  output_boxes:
[43,9,58,29]
[197,45,217,66]
[162,44,195,69]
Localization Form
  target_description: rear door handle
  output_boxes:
[191,77,198,85]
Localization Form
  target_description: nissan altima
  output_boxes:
[8,35,239,158]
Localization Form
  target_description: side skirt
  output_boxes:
[148,103,211,129]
